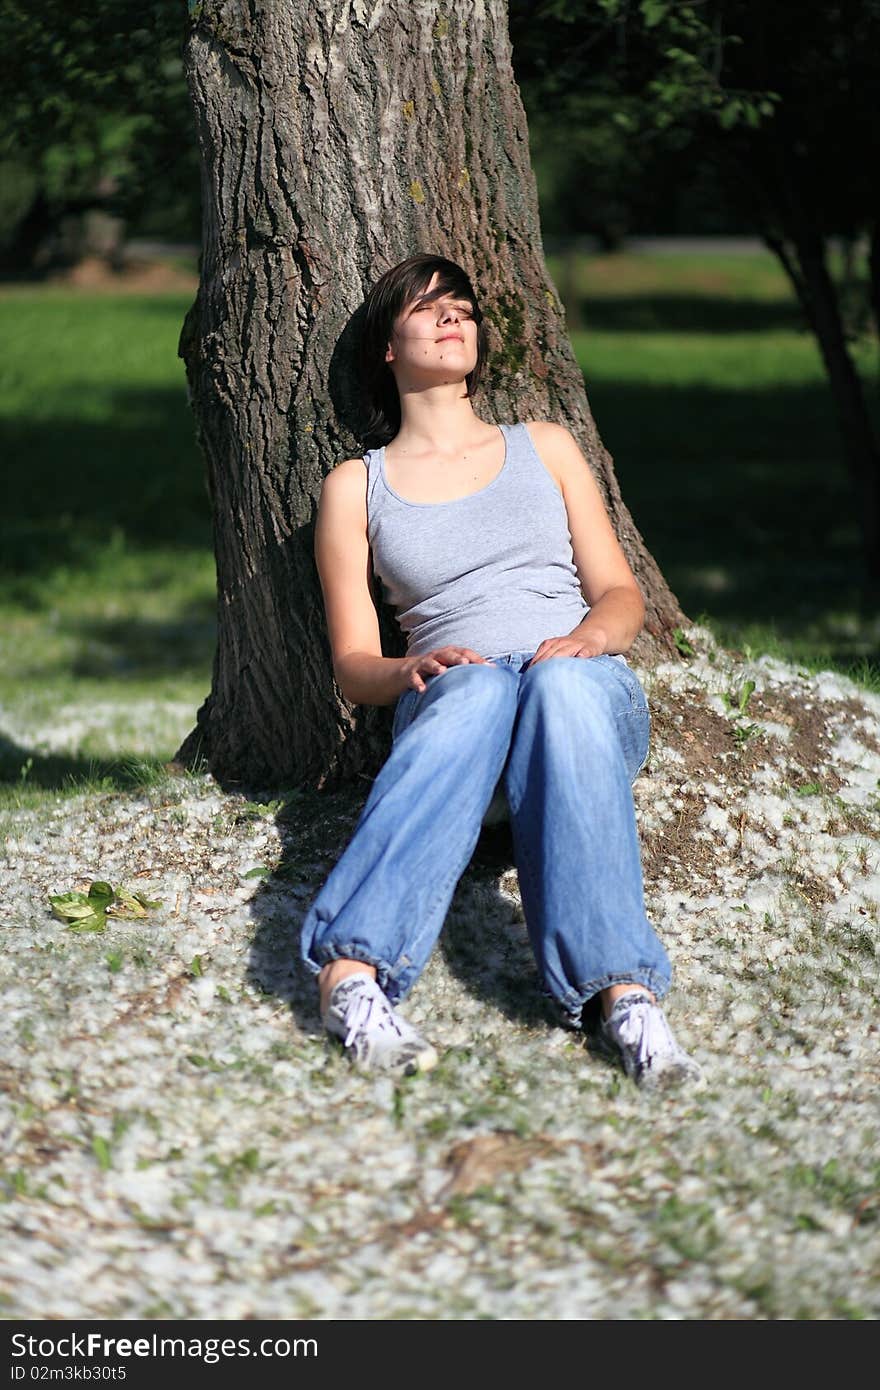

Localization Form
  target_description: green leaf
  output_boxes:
[242,865,271,879]
[67,912,107,934]
[795,1212,823,1231]
[732,721,760,745]
[49,891,97,922]
[92,1135,112,1171]
[737,679,756,713]
[108,887,162,919]
[672,628,696,657]
[795,782,822,797]
[188,954,203,977]
[239,799,283,820]
[133,892,163,910]
[51,880,163,931]
[105,951,124,973]
[718,99,742,130]
[641,0,669,28]
[49,891,107,933]
[108,888,148,919]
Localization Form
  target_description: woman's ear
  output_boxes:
[385,341,395,364]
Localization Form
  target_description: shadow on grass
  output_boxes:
[244,788,557,1043]
[584,377,880,667]
[60,607,217,681]
[1,383,210,589]
[575,292,808,334]
[0,729,172,798]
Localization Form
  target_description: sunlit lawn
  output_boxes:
[2,250,878,812]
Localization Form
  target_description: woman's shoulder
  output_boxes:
[514,420,579,490]
[323,454,368,488]
[331,453,369,475]
[319,455,370,521]
[516,419,574,444]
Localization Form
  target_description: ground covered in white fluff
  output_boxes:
[2,625,879,1320]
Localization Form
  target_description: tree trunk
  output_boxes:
[176,0,687,792]
[759,130,880,580]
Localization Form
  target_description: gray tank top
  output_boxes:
[364,420,628,664]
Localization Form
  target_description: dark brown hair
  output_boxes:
[359,253,488,445]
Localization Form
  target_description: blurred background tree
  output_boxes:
[510,0,880,572]
[0,1,198,272]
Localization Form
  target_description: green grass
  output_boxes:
[2,251,879,816]
[1,287,213,812]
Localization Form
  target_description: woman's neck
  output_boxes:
[392,392,490,456]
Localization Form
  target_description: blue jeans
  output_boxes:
[299,652,671,1026]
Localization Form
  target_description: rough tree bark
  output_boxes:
[176,0,687,792]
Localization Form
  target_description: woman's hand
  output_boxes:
[528,629,607,664]
[400,646,492,694]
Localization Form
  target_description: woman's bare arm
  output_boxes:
[315,462,491,704]
[524,421,645,657]
[315,460,409,705]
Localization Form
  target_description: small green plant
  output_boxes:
[236,799,283,822]
[721,679,756,715]
[732,721,761,745]
[672,628,696,657]
[91,1134,112,1172]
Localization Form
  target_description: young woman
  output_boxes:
[299,253,700,1089]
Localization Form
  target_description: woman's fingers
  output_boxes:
[407,648,491,693]
[435,646,489,665]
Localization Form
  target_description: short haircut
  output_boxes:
[359,253,488,445]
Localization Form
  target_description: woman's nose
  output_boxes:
[437,302,460,323]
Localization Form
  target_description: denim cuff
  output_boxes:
[554,967,672,1029]
[304,941,398,998]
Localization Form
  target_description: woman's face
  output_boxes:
[385,272,479,382]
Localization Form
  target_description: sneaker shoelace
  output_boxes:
[340,988,404,1050]
[613,996,677,1070]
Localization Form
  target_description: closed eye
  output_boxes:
[411,301,473,315]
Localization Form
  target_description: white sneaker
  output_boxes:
[600,991,703,1089]
[322,975,439,1075]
